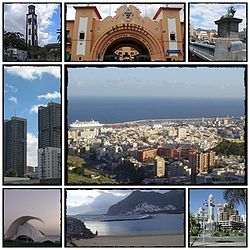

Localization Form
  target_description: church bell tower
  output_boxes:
[26,5,38,47]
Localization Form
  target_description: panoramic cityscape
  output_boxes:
[67,66,245,185]
[3,66,62,184]
[4,189,61,247]
[66,189,185,247]
[189,188,246,247]
[4,3,61,61]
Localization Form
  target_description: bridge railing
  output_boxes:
[190,42,215,61]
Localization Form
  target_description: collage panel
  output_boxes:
[3,65,62,185]
[3,188,62,247]
[189,188,247,247]
[189,2,247,62]
[65,188,185,247]
[3,2,62,62]
[65,2,185,62]
[66,65,246,185]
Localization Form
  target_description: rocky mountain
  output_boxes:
[107,190,184,216]
[66,217,95,242]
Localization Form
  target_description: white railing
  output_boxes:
[190,42,215,61]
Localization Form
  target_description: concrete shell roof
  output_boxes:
[5,216,44,240]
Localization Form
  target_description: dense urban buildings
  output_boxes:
[4,117,27,177]
[66,4,184,61]
[38,102,61,179]
[68,116,245,184]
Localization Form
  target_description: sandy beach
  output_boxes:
[70,234,184,247]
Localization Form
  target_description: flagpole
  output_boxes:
[202,206,205,244]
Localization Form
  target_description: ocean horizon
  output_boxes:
[68,96,245,124]
[78,214,184,236]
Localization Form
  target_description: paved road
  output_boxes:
[190,236,246,247]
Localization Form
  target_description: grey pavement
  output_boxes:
[190,236,246,247]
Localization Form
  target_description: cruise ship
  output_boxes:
[68,120,104,130]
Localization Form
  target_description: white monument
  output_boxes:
[206,193,216,231]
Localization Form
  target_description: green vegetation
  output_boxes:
[211,231,245,237]
[114,162,145,183]
[67,155,86,168]
[68,155,116,184]
[4,31,26,51]
[223,189,246,211]
[213,139,245,156]
[189,213,201,237]
[5,168,17,177]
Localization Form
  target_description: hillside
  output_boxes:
[107,190,184,216]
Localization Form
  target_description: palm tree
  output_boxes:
[189,213,201,246]
[223,189,246,211]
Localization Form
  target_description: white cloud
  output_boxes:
[27,133,38,166]
[6,83,18,93]
[29,104,46,114]
[4,3,59,46]
[38,91,60,100]
[5,66,60,80]
[190,4,246,31]
[8,96,17,104]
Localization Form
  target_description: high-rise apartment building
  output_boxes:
[26,5,38,47]
[217,203,244,231]
[38,102,61,179]
[38,147,61,179]
[4,117,27,176]
[154,156,165,177]
[38,102,61,148]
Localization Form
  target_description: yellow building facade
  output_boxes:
[66,5,184,62]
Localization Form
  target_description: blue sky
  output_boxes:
[190,4,246,31]
[4,66,61,166]
[190,189,246,219]
[68,67,245,98]
[4,3,61,46]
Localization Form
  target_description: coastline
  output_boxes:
[69,234,184,247]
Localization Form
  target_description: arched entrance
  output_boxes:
[90,25,165,61]
[104,37,151,61]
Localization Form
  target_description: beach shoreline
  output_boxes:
[69,234,185,247]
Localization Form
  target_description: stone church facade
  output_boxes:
[66,5,184,61]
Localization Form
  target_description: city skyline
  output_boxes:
[190,3,246,31]
[4,66,61,166]
[68,67,245,99]
[4,189,61,235]
[190,189,246,220]
[4,3,61,46]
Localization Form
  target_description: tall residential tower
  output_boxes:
[38,102,61,179]
[4,117,27,176]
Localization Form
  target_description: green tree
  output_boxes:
[4,31,26,51]
[189,213,201,246]
[223,189,246,211]
[5,168,17,177]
